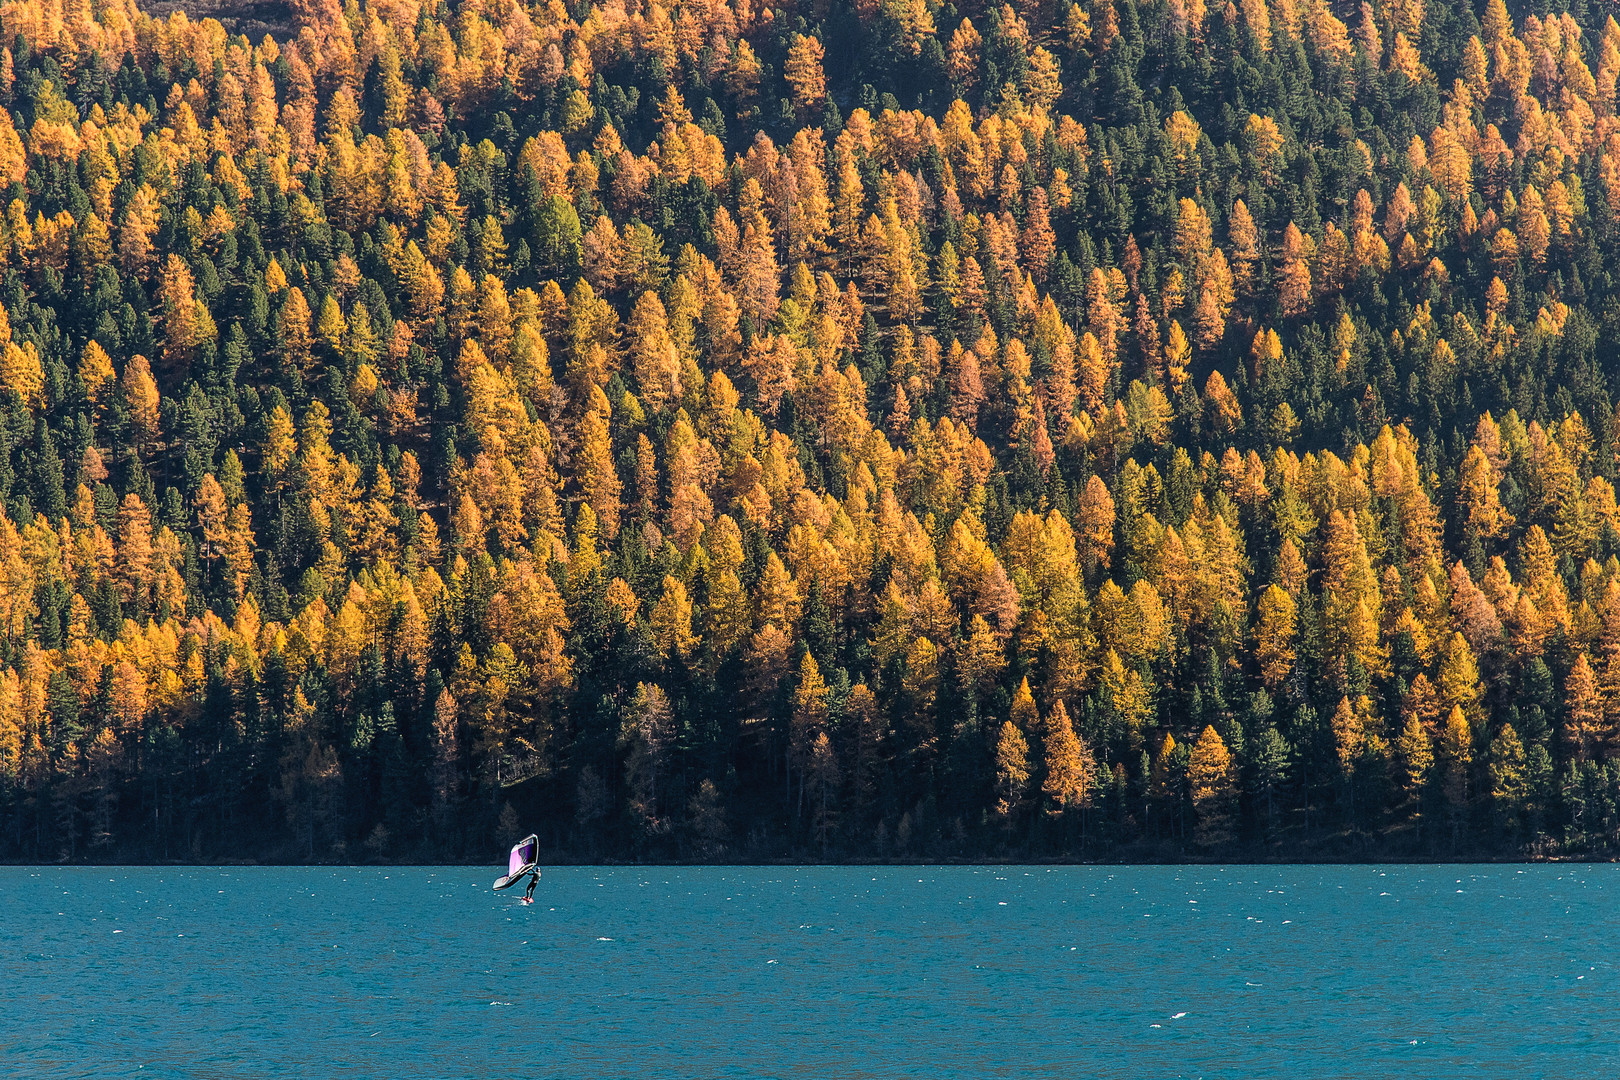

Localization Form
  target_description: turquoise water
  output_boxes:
[4,865,1615,1078]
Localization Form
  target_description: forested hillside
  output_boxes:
[0,0,1618,863]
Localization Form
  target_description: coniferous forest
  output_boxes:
[4,0,1620,864]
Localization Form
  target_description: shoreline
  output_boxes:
[8,854,1617,867]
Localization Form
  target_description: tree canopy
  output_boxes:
[0,0,1617,862]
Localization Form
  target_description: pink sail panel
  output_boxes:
[508,835,538,877]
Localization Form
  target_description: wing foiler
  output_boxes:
[493,834,539,890]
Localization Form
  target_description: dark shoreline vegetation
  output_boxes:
[7,851,1611,863]
[4,0,1620,865]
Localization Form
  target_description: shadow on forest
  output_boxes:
[141,0,298,42]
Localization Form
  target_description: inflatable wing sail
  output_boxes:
[508,835,538,877]
[493,834,539,890]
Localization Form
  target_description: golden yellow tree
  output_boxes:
[1188,725,1235,845]
[992,719,1030,821]
[1042,700,1095,818]
[784,35,827,116]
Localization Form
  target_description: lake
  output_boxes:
[3,864,1614,1078]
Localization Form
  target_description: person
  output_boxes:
[523,867,540,902]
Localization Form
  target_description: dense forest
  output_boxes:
[1,0,1619,864]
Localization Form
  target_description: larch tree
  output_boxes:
[120,354,161,451]
[1458,445,1513,541]
[790,653,829,818]
[1188,725,1235,845]
[629,291,682,412]
[992,719,1031,822]
[279,287,315,379]
[1394,712,1434,799]
[1439,705,1473,831]
[1255,584,1298,691]
[1075,475,1115,575]
[650,575,698,661]
[1042,700,1095,818]
[1563,652,1604,762]
[783,35,827,116]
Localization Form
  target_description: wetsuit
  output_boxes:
[524,870,539,900]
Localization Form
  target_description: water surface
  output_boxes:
[4,864,1614,1078]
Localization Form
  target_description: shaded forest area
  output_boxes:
[2,0,1620,864]
[142,1,299,44]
